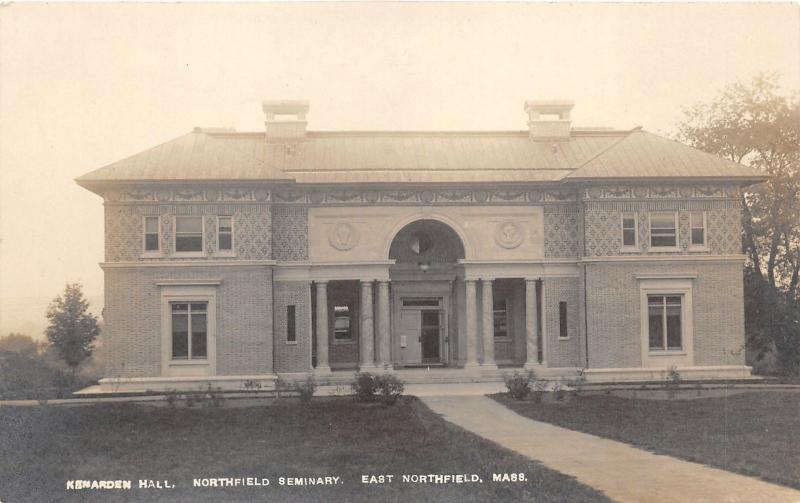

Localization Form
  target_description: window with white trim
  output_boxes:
[175,216,203,253]
[171,302,208,360]
[649,212,678,248]
[144,216,160,252]
[217,216,233,252]
[689,211,707,249]
[647,295,682,351]
[493,298,508,338]
[621,212,638,249]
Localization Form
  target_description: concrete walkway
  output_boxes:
[422,395,800,503]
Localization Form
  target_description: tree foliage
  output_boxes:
[676,73,800,290]
[0,333,40,357]
[45,283,100,373]
[676,74,800,375]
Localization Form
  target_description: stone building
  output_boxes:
[76,100,764,391]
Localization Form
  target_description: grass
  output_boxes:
[492,390,800,489]
[0,396,611,502]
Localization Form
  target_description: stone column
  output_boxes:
[464,279,480,368]
[481,279,497,369]
[377,280,391,369]
[359,281,376,370]
[524,278,539,369]
[315,281,331,375]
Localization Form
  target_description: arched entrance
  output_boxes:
[388,220,465,367]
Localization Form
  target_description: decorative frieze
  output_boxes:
[104,186,579,205]
[582,184,741,201]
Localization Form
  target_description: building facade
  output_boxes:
[77,101,764,391]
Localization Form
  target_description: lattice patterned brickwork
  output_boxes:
[104,204,271,261]
[583,201,742,257]
[543,206,581,258]
[105,206,142,262]
[272,206,309,261]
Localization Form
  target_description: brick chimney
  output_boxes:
[524,100,573,141]
[262,100,309,141]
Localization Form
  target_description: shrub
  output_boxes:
[532,380,547,403]
[295,376,317,403]
[204,384,225,408]
[665,366,681,399]
[375,374,404,406]
[504,371,534,401]
[552,382,565,402]
[351,372,379,402]
[164,389,180,408]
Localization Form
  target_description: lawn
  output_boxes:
[492,390,800,489]
[0,396,611,503]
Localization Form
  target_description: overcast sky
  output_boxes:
[1,3,798,338]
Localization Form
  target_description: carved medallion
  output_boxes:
[420,190,435,204]
[204,189,220,202]
[364,191,380,203]
[527,190,542,202]
[309,191,325,204]
[474,190,489,203]
[155,190,172,202]
[495,221,524,249]
[328,223,359,251]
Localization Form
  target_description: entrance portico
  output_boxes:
[300,209,564,374]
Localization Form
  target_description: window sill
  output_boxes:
[558,337,571,341]
[140,252,163,259]
[688,246,709,252]
[333,340,357,345]
[172,252,205,258]
[620,247,640,254]
[494,337,512,343]
[169,360,210,366]
[648,351,686,357]
[285,341,298,346]
[214,251,236,258]
[647,247,680,253]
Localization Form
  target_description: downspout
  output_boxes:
[582,192,590,368]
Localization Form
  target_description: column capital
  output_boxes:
[524,277,541,283]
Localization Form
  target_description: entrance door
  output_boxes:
[399,310,422,364]
[420,310,441,363]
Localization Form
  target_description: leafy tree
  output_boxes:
[676,73,800,290]
[0,333,39,356]
[675,74,800,375]
[45,283,100,377]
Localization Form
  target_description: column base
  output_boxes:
[480,363,499,371]
[462,362,482,372]
[523,361,544,371]
[358,364,379,373]
[314,366,333,376]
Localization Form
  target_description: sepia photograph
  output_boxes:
[0,2,798,502]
